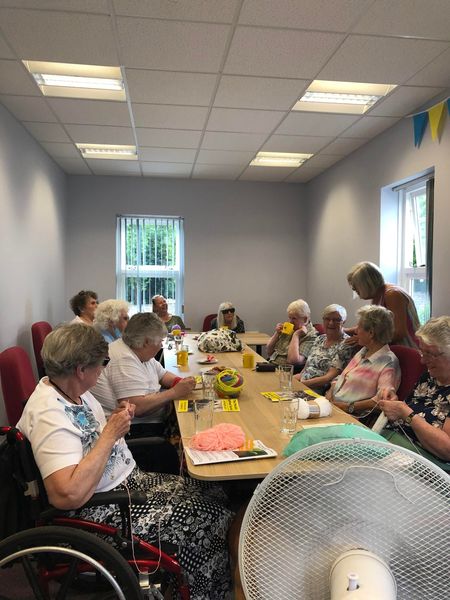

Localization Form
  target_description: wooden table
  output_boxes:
[237,332,270,355]
[165,335,363,481]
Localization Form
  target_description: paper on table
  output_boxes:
[186,439,277,466]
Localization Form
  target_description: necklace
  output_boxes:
[49,379,82,406]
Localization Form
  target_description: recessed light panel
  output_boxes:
[23,61,126,101]
[76,144,137,160]
[250,152,313,168]
[293,80,396,114]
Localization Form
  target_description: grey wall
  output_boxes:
[305,115,450,327]
[0,104,67,423]
[66,177,307,332]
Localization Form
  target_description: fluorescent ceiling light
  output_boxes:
[293,80,396,114]
[250,152,313,168]
[76,144,137,160]
[22,61,126,101]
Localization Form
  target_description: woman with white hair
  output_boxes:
[294,304,355,393]
[378,316,450,471]
[210,301,245,333]
[94,299,129,343]
[267,299,317,367]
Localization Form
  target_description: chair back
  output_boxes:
[202,313,216,332]
[0,347,36,425]
[31,321,53,378]
[389,344,425,401]
[313,323,325,335]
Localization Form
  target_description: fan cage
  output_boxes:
[239,439,450,600]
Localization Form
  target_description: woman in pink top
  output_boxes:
[347,261,420,348]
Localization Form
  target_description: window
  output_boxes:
[381,174,433,324]
[116,216,184,316]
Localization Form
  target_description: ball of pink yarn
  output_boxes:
[190,423,246,451]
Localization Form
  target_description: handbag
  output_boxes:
[197,329,242,353]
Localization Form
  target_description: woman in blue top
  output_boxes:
[94,299,129,343]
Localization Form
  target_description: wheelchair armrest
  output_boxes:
[126,436,166,448]
[39,490,147,520]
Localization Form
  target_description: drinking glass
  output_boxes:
[277,364,293,396]
[202,372,217,400]
[194,399,214,433]
[176,344,189,367]
[280,397,299,435]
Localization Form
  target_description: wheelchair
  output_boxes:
[0,426,190,599]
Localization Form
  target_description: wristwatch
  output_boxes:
[347,402,356,414]
[404,411,416,426]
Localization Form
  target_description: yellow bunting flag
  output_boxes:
[428,101,446,141]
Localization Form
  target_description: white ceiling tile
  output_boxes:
[369,86,444,117]
[139,148,196,163]
[406,48,450,87]
[261,134,334,153]
[41,141,80,158]
[117,17,230,71]
[87,160,141,175]
[318,35,450,84]
[196,149,254,165]
[341,115,399,138]
[64,124,135,144]
[302,154,342,169]
[239,0,373,32]
[353,0,450,40]
[0,33,14,58]
[23,121,71,142]
[0,59,39,95]
[207,108,285,133]
[0,94,57,121]
[0,1,109,12]
[133,104,208,129]
[53,157,92,175]
[276,112,360,136]
[192,164,243,179]
[48,99,132,126]
[214,75,308,110]
[113,0,238,22]
[0,9,118,64]
[224,27,344,78]
[136,128,202,148]
[286,167,325,182]
[126,69,217,106]
[201,131,268,150]
[320,137,368,154]
[141,162,192,177]
[239,166,295,181]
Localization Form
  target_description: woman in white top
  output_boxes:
[69,289,98,325]
[17,323,233,600]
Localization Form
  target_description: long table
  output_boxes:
[165,334,362,481]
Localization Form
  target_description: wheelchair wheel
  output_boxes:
[0,525,142,599]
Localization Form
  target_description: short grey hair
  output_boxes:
[94,299,129,330]
[287,299,311,320]
[416,316,450,356]
[122,312,166,349]
[322,304,347,322]
[42,323,108,378]
[357,304,394,345]
[347,261,385,299]
[217,301,237,329]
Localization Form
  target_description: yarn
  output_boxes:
[190,423,246,451]
[297,396,332,419]
[214,368,244,398]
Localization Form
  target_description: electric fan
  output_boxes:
[239,439,450,599]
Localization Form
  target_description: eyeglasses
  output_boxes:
[323,317,343,323]
[222,308,235,314]
[419,349,445,360]
[102,357,111,367]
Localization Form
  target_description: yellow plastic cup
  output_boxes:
[281,321,294,335]
[242,352,255,369]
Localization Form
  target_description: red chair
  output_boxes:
[0,347,36,425]
[202,313,216,331]
[31,321,53,378]
[313,323,325,335]
[389,344,425,401]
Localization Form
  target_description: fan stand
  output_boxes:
[330,549,396,599]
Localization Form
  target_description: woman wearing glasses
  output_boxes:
[210,301,245,333]
[94,299,130,343]
[378,316,450,472]
[294,304,355,394]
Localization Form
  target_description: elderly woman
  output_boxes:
[94,299,129,343]
[326,305,400,416]
[210,301,245,333]
[16,324,234,599]
[347,261,420,348]
[152,294,185,332]
[378,316,450,472]
[267,299,317,367]
[294,304,355,394]
[69,290,98,325]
